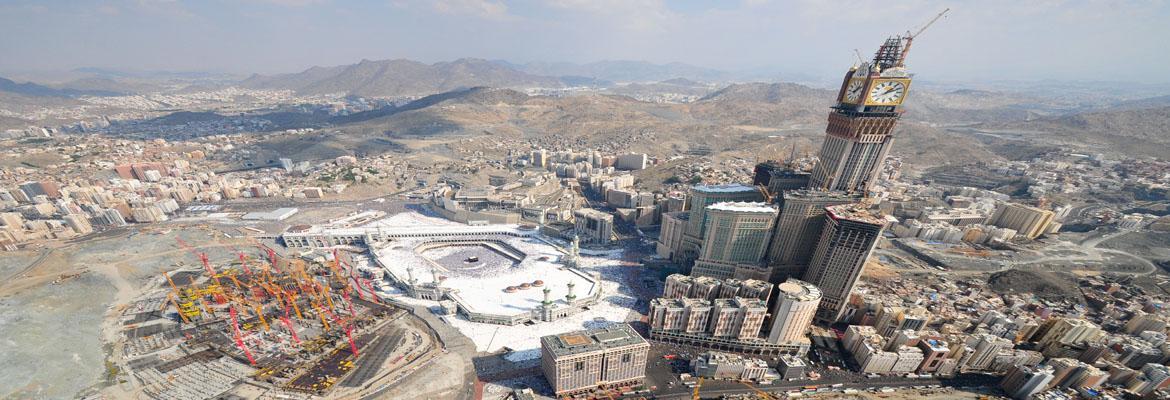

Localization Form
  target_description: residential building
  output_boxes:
[1001,365,1056,400]
[987,202,1056,240]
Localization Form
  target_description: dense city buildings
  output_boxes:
[649,277,811,356]
[662,274,772,301]
[5,8,1170,400]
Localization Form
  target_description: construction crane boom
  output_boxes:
[897,8,950,67]
[344,324,359,357]
[229,306,257,366]
[279,314,301,345]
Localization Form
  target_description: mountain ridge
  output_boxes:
[240,58,563,97]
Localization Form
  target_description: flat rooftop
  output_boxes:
[825,204,887,226]
[777,279,822,302]
[707,202,776,214]
[542,323,646,357]
[574,208,613,219]
[784,189,862,201]
[694,184,757,194]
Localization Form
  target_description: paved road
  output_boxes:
[643,374,1001,399]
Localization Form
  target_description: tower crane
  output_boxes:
[897,8,950,67]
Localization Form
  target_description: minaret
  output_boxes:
[431,268,440,285]
[407,267,417,285]
[565,281,577,303]
[539,286,556,321]
[564,235,580,269]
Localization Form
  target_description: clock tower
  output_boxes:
[809,36,916,193]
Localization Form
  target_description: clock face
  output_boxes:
[868,80,906,104]
[844,79,865,103]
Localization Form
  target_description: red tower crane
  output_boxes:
[279,312,301,345]
[228,306,257,366]
[344,324,359,357]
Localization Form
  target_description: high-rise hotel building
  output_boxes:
[765,190,859,283]
[691,202,778,280]
[676,185,764,270]
[802,204,888,323]
[810,37,916,193]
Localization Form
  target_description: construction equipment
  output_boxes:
[228,306,257,366]
[692,377,703,400]
[164,272,181,295]
[756,185,774,203]
[159,293,192,323]
[897,8,950,67]
[280,313,301,345]
[251,303,270,331]
[344,324,359,357]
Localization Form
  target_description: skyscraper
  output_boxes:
[683,185,764,239]
[675,184,764,271]
[691,202,777,280]
[764,190,859,283]
[802,204,888,323]
[809,37,918,193]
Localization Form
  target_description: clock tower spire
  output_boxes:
[810,9,947,193]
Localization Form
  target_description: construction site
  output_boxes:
[112,237,441,400]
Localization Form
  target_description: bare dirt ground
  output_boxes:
[0,225,250,399]
[862,259,900,280]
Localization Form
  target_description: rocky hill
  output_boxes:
[690,82,833,126]
[0,76,121,97]
[326,83,1002,169]
[512,60,732,83]
[240,58,564,97]
[982,104,1170,158]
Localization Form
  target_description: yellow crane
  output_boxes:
[692,377,703,400]
[251,303,270,331]
[158,292,192,323]
[756,185,774,203]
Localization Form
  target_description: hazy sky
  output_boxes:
[1,0,1167,83]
